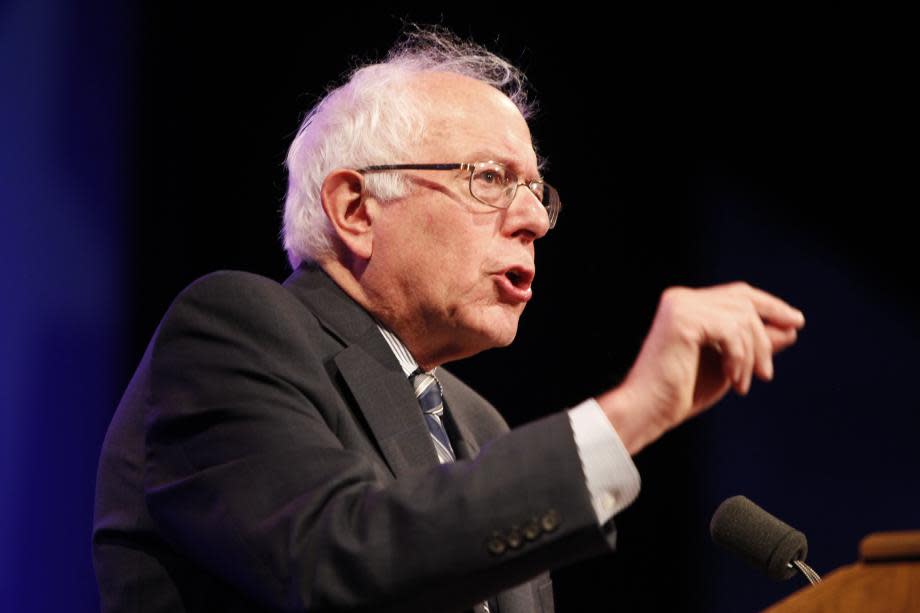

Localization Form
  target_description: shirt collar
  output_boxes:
[376,325,435,377]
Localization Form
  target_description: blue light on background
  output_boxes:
[1,2,131,610]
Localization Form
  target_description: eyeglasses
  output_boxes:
[357,161,561,229]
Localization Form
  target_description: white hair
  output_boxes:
[281,26,535,269]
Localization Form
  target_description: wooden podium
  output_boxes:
[763,531,920,612]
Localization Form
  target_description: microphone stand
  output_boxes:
[790,559,822,585]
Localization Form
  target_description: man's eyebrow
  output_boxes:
[466,150,542,179]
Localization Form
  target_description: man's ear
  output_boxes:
[320,168,376,260]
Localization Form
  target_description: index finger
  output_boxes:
[745,285,806,329]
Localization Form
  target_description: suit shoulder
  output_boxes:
[174,270,291,304]
[155,270,324,354]
[166,270,307,321]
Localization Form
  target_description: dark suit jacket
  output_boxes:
[93,266,616,612]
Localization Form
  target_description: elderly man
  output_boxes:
[93,29,804,612]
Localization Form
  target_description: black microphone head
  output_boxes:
[710,495,808,581]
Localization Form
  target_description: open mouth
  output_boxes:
[495,266,535,303]
[503,266,534,290]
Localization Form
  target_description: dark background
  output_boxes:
[2,3,917,611]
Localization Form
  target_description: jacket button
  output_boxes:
[486,532,507,556]
[540,509,561,532]
[523,517,541,541]
[506,526,523,549]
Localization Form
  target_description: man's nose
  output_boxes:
[503,183,550,242]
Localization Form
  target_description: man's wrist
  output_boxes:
[595,385,667,456]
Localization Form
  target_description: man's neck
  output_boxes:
[321,258,450,370]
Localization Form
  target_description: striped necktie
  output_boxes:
[411,370,456,464]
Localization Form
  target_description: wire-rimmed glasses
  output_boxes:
[357,161,561,229]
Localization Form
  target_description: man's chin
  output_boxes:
[447,323,517,360]
[479,312,521,349]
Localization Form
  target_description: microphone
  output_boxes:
[710,495,821,584]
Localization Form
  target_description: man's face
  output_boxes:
[365,72,550,368]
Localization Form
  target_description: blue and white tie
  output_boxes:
[411,370,456,464]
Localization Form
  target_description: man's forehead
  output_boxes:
[411,71,516,109]
[410,72,539,173]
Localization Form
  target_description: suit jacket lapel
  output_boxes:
[283,265,439,478]
[334,328,439,477]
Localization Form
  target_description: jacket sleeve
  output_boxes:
[143,271,616,612]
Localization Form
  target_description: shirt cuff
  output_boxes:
[568,398,642,525]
